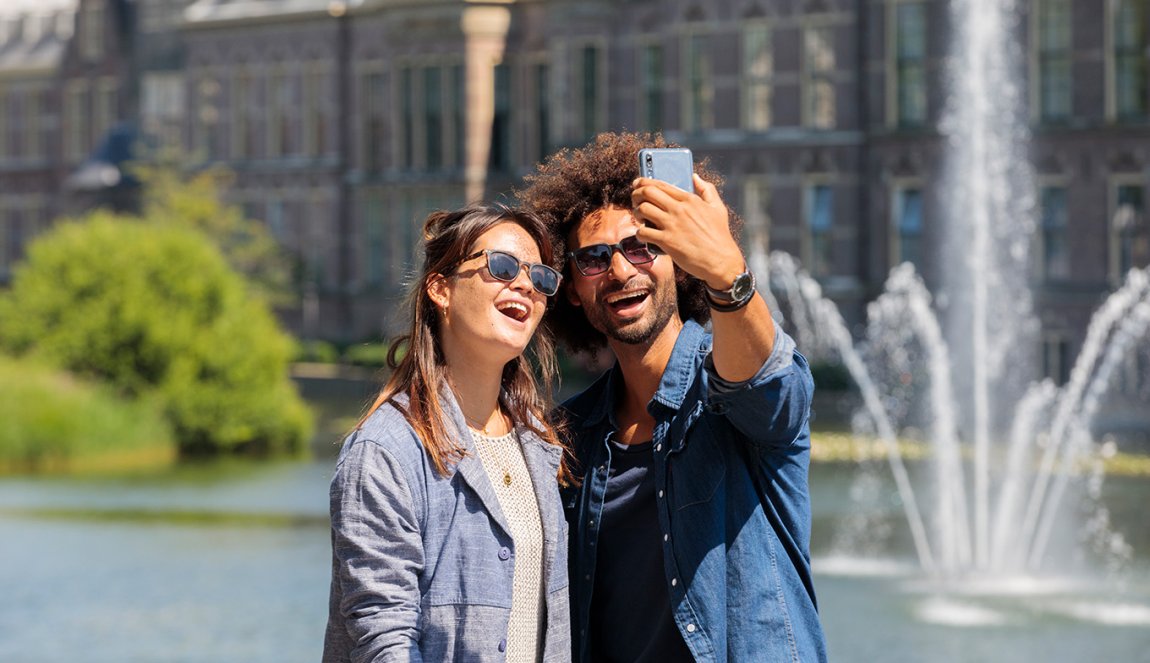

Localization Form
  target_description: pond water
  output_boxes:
[2,454,1148,662]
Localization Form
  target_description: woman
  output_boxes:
[323,204,572,663]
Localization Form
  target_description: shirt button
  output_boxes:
[658,490,664,498]
[663,534,669,542]
[671,577,678,587]
[498,546,511,561]
[498,638,507,652]
[588,519,594,527]
[655,443,662,452]
[686,623,696,633]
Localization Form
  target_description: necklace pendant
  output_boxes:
[503,471,512,487]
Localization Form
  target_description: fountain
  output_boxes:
[750,0,1150,583]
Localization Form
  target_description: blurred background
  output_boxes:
[1,0,1149,661]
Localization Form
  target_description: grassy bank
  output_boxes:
[811,431,1150,477]
[0,357,175,475]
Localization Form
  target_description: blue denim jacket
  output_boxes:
[324,390,572,663]
[561,320,828,663]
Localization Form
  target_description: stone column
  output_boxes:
[461,1,513,204]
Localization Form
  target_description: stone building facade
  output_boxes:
[1,0,1148,384]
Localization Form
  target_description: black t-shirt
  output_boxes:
[587,437,694,663]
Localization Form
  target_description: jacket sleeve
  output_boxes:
[706,324,815,452]
[330,437,425,663]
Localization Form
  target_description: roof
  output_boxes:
[185,0,339,25]
[0,0,77,77]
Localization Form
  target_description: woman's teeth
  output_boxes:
[496,301,529,321]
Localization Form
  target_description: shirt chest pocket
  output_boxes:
[668,415,727,511]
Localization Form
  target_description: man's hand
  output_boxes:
[632,174,776,383]
[631,174,745,291]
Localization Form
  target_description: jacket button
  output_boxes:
[498,546,511,561]
[498,637,507,652]
[686,623,696,633]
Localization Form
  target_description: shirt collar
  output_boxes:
[577,319,709,427]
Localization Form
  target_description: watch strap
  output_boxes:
[705,290,754,312]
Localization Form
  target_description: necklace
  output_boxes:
[463,407,508,437]
[469,422,515,488]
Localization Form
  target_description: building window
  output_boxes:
[803,25,835,129]
[893,187,923,268]
[805,184,834,278]
[364,194,385,288]
[894,3,927,127]
[1037,186,1070,281]
[3,88,19,160]
[1036,0,1072,122]
[141,73,185,153]
[742,24,773,131]
[361,70,386,172]
[580,44,603,141]
[639,44,665,132]
[267,70,292,158]
[95,78,118,142]
[81,0,105,61]
[400,67,415,170]
[1042,333,1070,386]
[1112,0,1148,119]
[1113,183,1146,281]
[65,81,89,162]
[233,71,256,159]
[451,64,465,169]
[195,74,221,160]
[424,67,443,171]
[532,62,551,164]
[303,65,328,157]
[490,63,512,172]
[743,178,771,261]
[684,34,714,132]
[0,87,8,160]
[32,87,51,160]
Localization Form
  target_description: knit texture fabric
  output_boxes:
[471,429,546,662]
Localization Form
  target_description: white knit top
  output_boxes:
[470,429,546,662]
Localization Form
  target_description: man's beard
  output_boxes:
[585,275,678,345]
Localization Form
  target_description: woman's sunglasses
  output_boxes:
[452,249,562,297]
[567,234,661,276]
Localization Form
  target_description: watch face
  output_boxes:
[731,273,755,301]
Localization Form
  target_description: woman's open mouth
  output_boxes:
[496,300,530,322]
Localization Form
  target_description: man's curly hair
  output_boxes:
[515,132,743,354]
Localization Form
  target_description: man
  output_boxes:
[518,132,828,663]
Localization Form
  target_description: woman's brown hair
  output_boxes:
[359,203,573,484]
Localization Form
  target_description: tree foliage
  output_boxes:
[134,164,295,307]
[0,216,312,456]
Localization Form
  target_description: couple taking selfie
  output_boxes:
[323,132,829,663]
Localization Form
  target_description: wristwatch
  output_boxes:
[704,268,756,312]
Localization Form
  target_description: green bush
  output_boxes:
[809,361,854,392]
[0,216,312,456]
[342,342,392,368]
[295,339,340,364]
[0,356,174,473]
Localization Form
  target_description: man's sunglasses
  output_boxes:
[452,249,562,297]
[567,235,661,276]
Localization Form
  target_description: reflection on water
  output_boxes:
[1,454,1149,662]
[0,459,335,663]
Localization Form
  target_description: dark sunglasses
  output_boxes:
[452,249,562,297]
[567,234,661,276]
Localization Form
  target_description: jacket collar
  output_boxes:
[577,319,709,428]
[391,384,562,538]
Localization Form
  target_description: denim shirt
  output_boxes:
[324,389,572,663]
[561,320,828,663]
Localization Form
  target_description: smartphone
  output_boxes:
[638,147,695,193]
